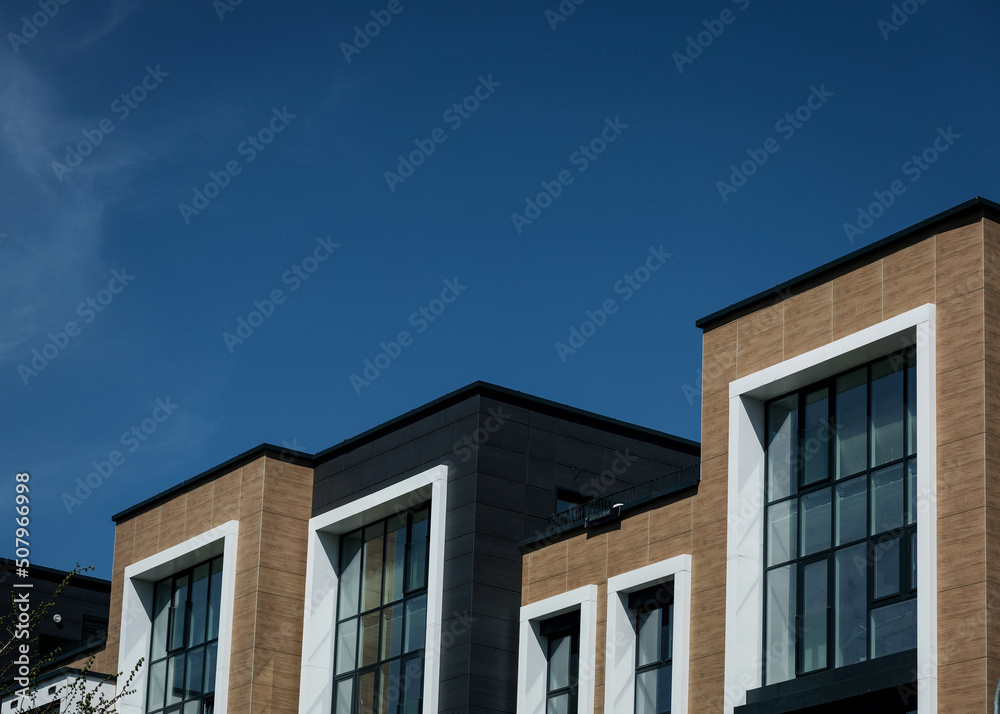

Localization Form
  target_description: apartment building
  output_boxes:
[89,383,697,714]
[519,196,1000,713]
[9,196,1000,713]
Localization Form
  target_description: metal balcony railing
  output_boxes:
[544,461,701,532]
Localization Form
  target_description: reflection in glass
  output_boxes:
[800,488,831,557]
[768,395,798,502]
[871,463,904,534]
[871,600,917,658]
[835,545,867,667]
[765,564,796,685]
[800,560,828,673]
[801,388,830,486]
[871,357,905,466]
[835,477,866,546]
[836,369,867,479]
[767,500,797,566]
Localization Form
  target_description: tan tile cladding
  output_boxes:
[694,217,1000,711]
[96,454,313,713]
[521,493,703,713]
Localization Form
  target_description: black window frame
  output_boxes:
[763,348,918,684]
[540,611,581,714]
[332,504,431,714]
[630,583,674,714]
[145,554,223,714]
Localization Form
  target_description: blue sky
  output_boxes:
[2,0,997,578]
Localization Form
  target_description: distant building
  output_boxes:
[0,559,114,713]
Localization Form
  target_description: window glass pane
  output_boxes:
[765,564,796,685]
[185,646,204,699]
[835,477,867,546]
[363,525,385,612]
[906,459,917,525]
[358,670,376,714]
[657,663,672,714]
[406,509,430,592]
[800,488,831,557]
[767,500,797,566]
[800,560,828,673]
[183,700,200,714]
[404,595,427,653]
[401,657,423,714]
[335,618,358,675]
[334,678,354,714]
[906,361,917,456]
[207,557,223,642]
[871,463,904,534]
[147,659,166,712]
[666,603,673,660]
[910,531,917,591]
[379,659,401,714]
[548,634,571,691]
[188,564,210,647]
[874,538,901,599]
[382,603,403,660]
[835,545,867,667]
[635,670,658,714]
[360,611,380,667]
[801,388,830,486]
[767,395,798,502]
[152,580,172,661]
[547,692,570,714]
[204,641,217,694]
[637,608,662,667]
[836,369,868,479]
[166,653,185,706]
[871,357,905,466]
[170,575,189,652]
[383,514,408,604]
[871,599,917,658]
[339,531,363,620]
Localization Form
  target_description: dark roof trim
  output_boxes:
[111,444,313,523]
[696,196,1000,330]
[313,380,700,462]
[113,382,698,523]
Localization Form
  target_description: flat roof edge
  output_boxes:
[696,196,1000,330]
[111,444,313,523]
[113,382,699,523]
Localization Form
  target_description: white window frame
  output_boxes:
[517,584,599,714]
[604,555,692,714]
[723,303,937,713]
[117,520,240,714]
[298,464,448,714]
